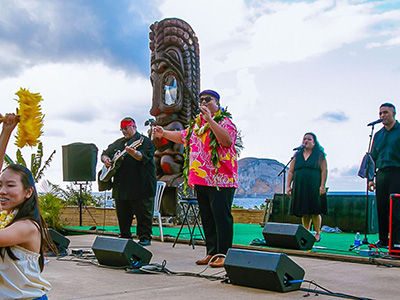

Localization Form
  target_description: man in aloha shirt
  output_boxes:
[152,89,238,268]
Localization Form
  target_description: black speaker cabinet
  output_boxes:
[48,229,70,252]
[263,222,315,250]
[62,143,98,182]
[224,248,305,292]
[92,236,152,267]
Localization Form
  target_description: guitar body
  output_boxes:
[99,164,117,182]
[98,137,144,183]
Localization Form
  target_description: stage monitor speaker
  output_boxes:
[224,248,305,292]
[263,222,315,250]
[48,229,70,253]
[91,236,152,267]
[62,143,98,182]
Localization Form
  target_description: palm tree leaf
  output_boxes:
[35,142,43,174]
[36,150,56,182]
[16,149,27,167]
[3,154,14,166]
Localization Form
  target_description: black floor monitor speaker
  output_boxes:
[62,143,98,182]
[263,222,315,250]
[48,229,70,253]
[92,236,152,267]
[224,248,305,292]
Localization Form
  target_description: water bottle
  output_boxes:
[354,232,361,248]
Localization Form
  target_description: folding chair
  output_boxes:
[153,181,166,242]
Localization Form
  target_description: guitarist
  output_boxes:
[101,117,156,246]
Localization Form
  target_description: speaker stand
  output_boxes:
[74,181,98,227]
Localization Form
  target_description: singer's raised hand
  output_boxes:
[152,126,164,138]
[199,105,212,122]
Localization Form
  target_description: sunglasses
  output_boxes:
[199,96,214,104]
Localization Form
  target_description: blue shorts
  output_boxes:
[34,295,48,300]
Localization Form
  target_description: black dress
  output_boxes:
[290,148,327,217]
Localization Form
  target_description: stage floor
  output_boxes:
[64,223,392,260]
[44,234,399,299]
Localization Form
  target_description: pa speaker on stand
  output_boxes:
[62,142,98,226]
[62,143,98,182]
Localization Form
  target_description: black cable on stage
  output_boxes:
[296,280,374,300]
[127,258,227,281]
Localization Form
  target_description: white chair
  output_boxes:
[154,181,166,242]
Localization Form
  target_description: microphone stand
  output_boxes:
[277,153,296,203]
[362,124,376,245]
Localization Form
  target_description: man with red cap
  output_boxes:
[101,117,156,246]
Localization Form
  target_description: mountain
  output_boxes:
[236,157,285,198]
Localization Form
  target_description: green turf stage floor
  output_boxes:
[64,223,388,258]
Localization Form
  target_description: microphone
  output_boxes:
[293,145,305,151]
[367,119,382,126]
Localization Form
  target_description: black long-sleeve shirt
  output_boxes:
[102,131,156,199]
[371,121,400,170]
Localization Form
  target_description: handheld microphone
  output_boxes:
[367,119,382,126]
[293,145,305,151]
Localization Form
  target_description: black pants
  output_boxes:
[115,196,154,240]
[376,168,400,245]
[195,185,235,255]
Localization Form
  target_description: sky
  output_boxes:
[1,0,399,192]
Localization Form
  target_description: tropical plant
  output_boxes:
[59,183,100,207]
[39,192,64,230]
[4,142,56,182]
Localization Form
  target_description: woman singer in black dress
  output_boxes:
[286,132,328,242]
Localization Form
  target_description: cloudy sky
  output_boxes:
[1,0,399,192]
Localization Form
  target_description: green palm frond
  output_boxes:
[31,142,43,178]
[3,154,14,166]
[16,149,27,167]
[36,150,56,182]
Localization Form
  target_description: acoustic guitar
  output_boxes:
[99,136,144,182]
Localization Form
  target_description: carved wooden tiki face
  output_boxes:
[149,18,200,183]
[150,48,184,126]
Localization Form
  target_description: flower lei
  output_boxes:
[182,107,233,193]
[0,209,18,229]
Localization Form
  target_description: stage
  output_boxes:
[44,234,399,299]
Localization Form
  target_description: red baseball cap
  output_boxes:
[120,118,136,129]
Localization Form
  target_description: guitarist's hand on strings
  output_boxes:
[126,147,143,161]
[101,155,112,168]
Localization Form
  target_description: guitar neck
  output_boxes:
[113,137,143,162]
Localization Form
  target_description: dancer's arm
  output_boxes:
[0,114,18,171]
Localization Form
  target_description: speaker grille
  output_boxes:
[62,143,98,182]
[224,248,305,292]
[92,236,152,267]
[263,222,315,250]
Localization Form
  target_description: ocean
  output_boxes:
[93,192,265,209]
[233,197,266,209]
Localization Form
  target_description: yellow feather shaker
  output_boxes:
[14,88,44,147]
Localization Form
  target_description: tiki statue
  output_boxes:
[149,18,200,186]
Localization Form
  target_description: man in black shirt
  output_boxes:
[369,103,400,248]
[101,117,156,246]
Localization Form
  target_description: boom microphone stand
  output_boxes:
[361,124,377,245]
[278,149,299,203]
